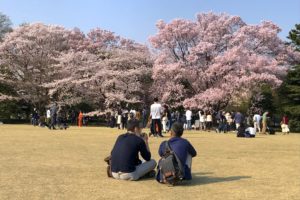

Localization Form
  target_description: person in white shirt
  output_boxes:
[185,108,192,130]
[129,109,136,117]
[225,112,233,131]
[46,109,51,125]
[245,127,256,138]
[253,113,261,133]
[162,112,168,133]
[198,110,206,130]
[150,98,163,137]
[206,111,213,131]
[117,111,122,129]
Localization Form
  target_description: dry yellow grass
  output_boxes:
[0,125,299,200]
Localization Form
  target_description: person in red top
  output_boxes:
[281,114,290,135]
[78,111,83,127]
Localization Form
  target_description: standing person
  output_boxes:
[261,111,269,135]
[32,108,39,126]
[150,97,163,137]
[106,112,111,127]
[78,111,83,127]
[216,112,227,133]
[281,114,290,135]
[121,110,128,130]
[253,113,262,133]
[171,112,176,127]
[225,112,232,132]
[142,107,147,128]
[110,120,156,181]
[163,105,172,131]
[162,108,168,134]
[215,110,222,131]
[182,114,187,130]
[49,103,57,130]
[117,111,122,129]
[56,106,62,128]
[206,111,213,131]
[198,110,206,131]
[234,111,244,130]
[110,114,116,128]
[185,108,192,130]
[46,108,51,126]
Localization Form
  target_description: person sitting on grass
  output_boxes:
[236,123,255,138]
[110,119,157,181]
[245,126,256,138]
[237,123,246,137]
[156,122,197,184]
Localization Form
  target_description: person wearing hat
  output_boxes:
[110,119,156,181]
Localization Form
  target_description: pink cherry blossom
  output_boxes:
[149,12,300,110]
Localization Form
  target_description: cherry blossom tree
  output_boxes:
[0,23,153,111]
[0,23,71,109]
[46,28,153,109]
[149,12,300,110]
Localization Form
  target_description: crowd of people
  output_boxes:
[105,98,290,138]
[31,103,69,130]
[31,97,291,137]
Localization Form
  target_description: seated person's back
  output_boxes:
[157,122,197,182]
[110,120,156,181]
[111,133,150,173]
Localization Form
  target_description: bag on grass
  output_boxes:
[158,141,184,185]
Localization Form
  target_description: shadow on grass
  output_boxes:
[181,172,251,186]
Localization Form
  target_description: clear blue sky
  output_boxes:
[0,0,299,43]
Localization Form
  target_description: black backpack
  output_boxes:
[158,141,184,185]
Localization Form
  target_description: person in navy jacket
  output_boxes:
[157,122,197,182]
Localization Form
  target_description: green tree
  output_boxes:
[287,24,300,51]
[279,24,300,132]
[0,12,12,41]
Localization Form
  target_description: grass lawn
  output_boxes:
[0,125,299,200]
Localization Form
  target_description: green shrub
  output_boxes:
[289,119,300,133]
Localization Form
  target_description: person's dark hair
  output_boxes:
[153,97,158,102]
[127,119,141,132]
[171,122,184,137]
[163,105,169,111]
